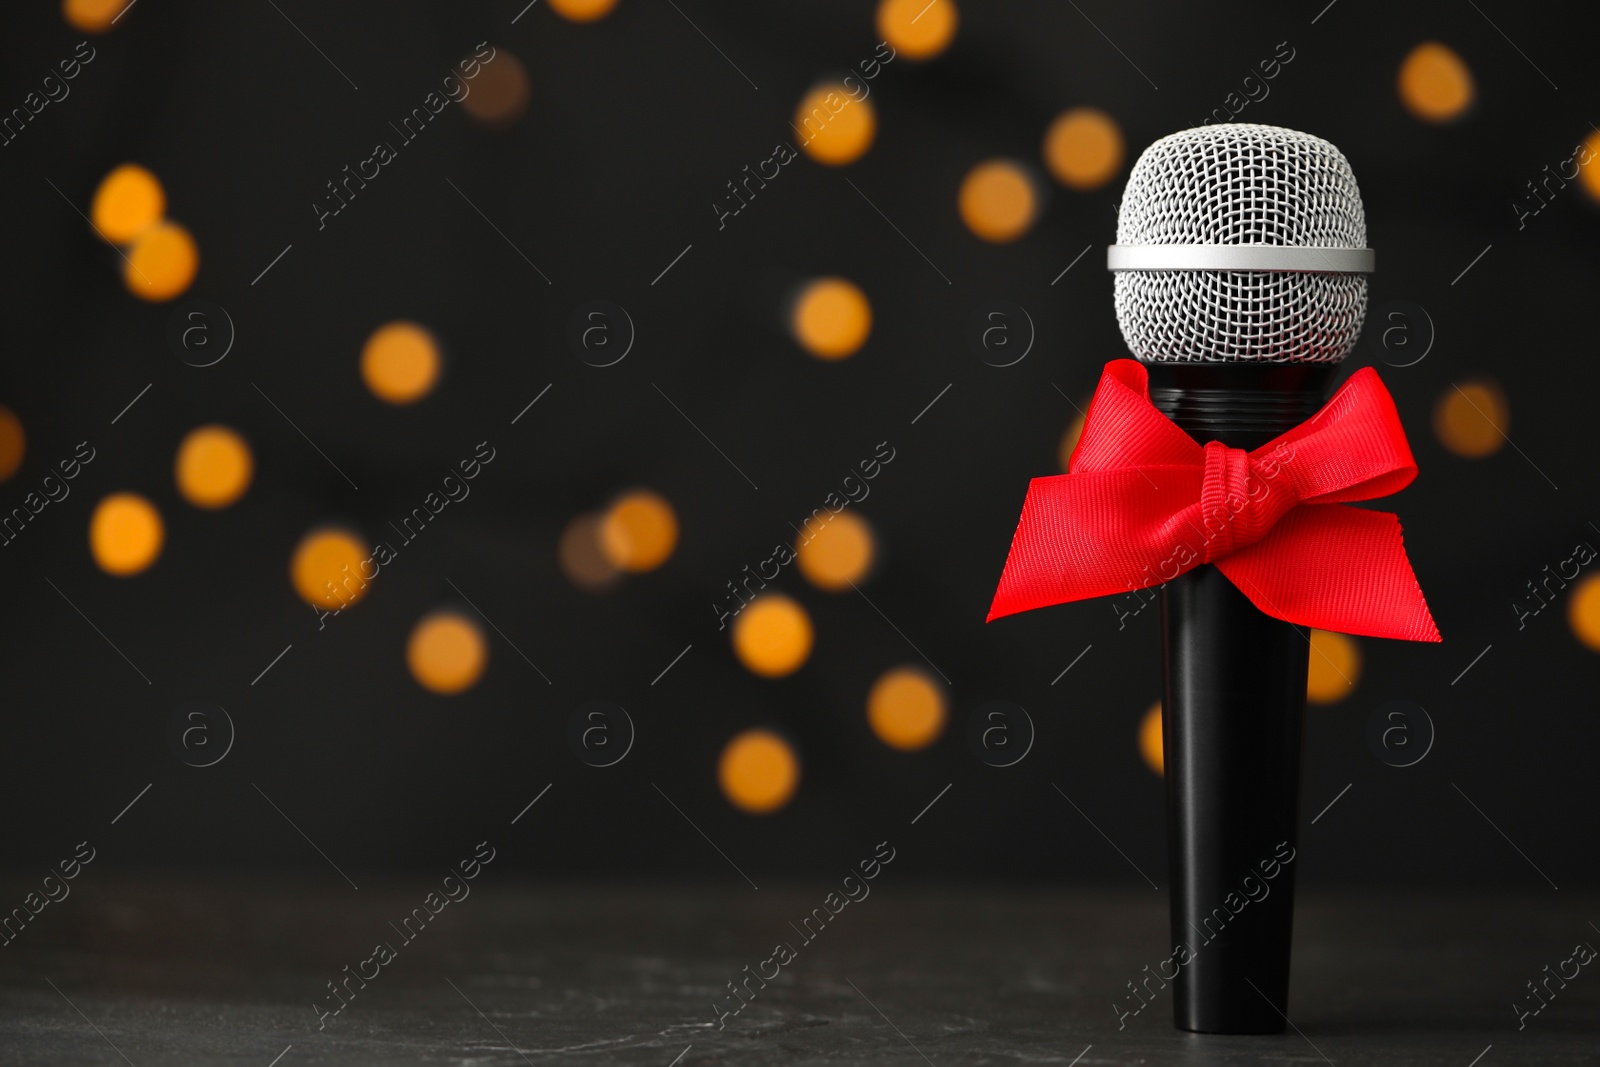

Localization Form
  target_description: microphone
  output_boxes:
[1106,123,1375,1034]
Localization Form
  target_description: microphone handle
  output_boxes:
[1144,361,1334,1035]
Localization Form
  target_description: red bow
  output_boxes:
[988,360,1440,642]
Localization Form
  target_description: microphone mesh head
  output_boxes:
[1113,123,1368,363]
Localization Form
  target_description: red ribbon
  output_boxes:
[988,359,1440,642]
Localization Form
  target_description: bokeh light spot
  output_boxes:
[1306,629,1362,705]
[91,164,165,245]
[1568,573,1600,652]
[1139,702,1163,776]
[63,0,125,34]
[796,510,875,591]
[867,666,946,750]
[719,729,800,814]
[1058,413,1086,472]
[407,611,488,694]
[876,0,958,60]
[600,490,678,573]
[0,406,24,483]
[460,49,530,128]
[89,492,163,576]
[1043,107,1124,190]
[291,527,370,610]
[1433,379,1508,458]
[959,159,1039,244]
[362,322,441,405]
[791,277,872,360]
[1398,42,1474,124]
[175,425,253,510]
[794,82,876,166]
[559,512,621,591]
[731,594,813,678]
[124,222,198,302]
[1580,131,1600,203]
[548,0,618,21]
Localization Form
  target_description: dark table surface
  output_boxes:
[1,876,1595,1066]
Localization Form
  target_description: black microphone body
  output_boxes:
[1145,361,1334,1033]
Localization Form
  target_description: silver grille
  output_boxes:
[1111,123,1369,363]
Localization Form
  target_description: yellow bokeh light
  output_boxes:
[291,527,370,610]
[559,512,622,591]
[63,0,125,34]
[1434,379,1508,458]
[407,611,489,694]
[548,0,618,21]
[959,159,1038,244]
[731,594,814,678]
[791,277,872,360]
[91,164,165,245]
[1569,573,1600,652]
[796,510,875,591]
[1139,702,1163,776]
[0,405,24,483]
[719,729,800,814]
[1306,629,1362,705]
[867,666,946,751]
[876,0,958,61]
[1398,42,1474,124]
[1058,413,1086,472]
[460,50,530,128]
[1581,131,1600,203]
[174,425,253,510]
[123,221,198,302]
[1043,107,1124,191]
[794,83,876,166]
[361,321,441,405]
[89,492,163,576]
[600,490,678,573]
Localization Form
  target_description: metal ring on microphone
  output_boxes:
[1106,245,1375,273]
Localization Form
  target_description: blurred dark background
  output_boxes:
[1,0,1597,894]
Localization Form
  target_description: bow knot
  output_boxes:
[988,359,1440,642]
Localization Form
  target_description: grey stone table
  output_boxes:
[1,877,1595,1065]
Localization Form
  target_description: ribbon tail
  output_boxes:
[1215,505,1441,642]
